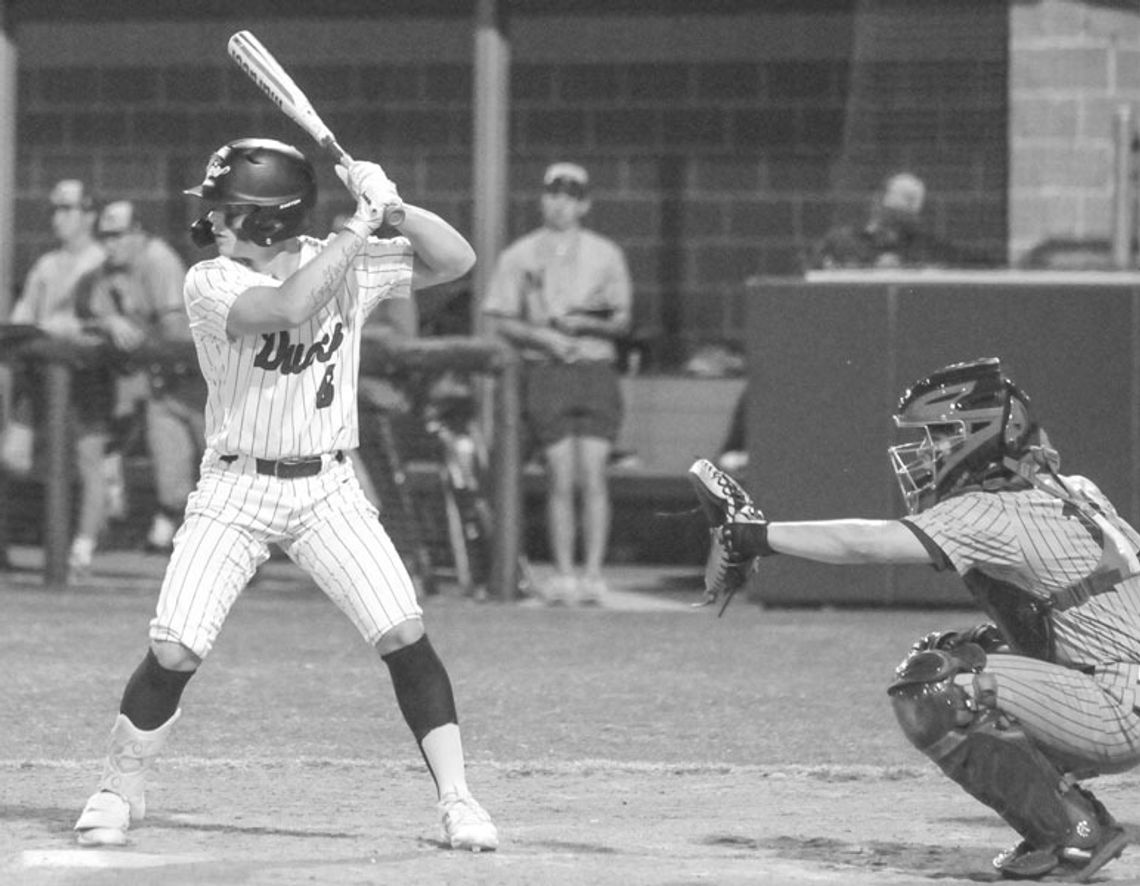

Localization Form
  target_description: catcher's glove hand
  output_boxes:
[687,458,767,615]
[698,528,760,616]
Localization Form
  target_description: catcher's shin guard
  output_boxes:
[90,710,180,821]
[888,659,1115,863]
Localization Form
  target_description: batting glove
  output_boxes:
[336,160,402,235]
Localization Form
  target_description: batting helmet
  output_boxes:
[184,137,316,247]
[889,357,1035,514]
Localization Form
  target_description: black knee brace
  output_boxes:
[381,635,458,744]
[120,648,195,730]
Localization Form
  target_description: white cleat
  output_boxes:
[75,790,130,847]
[438,791,499,852]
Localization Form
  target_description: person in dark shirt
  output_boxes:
[811,172,993,270]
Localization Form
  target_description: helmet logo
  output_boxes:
[204,156,231,185]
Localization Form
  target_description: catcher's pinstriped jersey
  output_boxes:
[903,477,1140,669]
[903,478,1140,766]
[185,234,413,460]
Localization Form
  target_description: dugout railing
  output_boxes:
[0,327,526,599]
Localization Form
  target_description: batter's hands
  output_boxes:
[336,160,403,234]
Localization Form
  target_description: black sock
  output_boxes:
[119,648,195,730]
[381,635,458,744]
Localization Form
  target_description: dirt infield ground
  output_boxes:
[4,559,1140,885]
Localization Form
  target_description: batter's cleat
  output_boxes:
[438,790,499,852]
[74,790,130,847]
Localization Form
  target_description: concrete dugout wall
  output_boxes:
[744,270,1140,606]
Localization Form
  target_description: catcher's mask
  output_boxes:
[185,137,316,248]
[889,357,1034,514]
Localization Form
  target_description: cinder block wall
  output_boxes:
[11,6,1007,365]
[1010,0,1140,263]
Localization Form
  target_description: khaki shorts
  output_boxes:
[523,360,622,448]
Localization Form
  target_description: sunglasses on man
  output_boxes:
[544,177,588,199]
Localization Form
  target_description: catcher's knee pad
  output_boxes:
[887,644,986,754]
[888,652,1108,852]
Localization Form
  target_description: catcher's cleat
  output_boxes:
[439,790,499,852]
[993,792,1128,883]
[75,790,131,847]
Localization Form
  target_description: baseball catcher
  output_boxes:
[688,357,1139,881]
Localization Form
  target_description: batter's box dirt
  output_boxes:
[5,761,1140,885]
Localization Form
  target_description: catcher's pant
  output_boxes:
[149,452,422,658]
[975,654,1140,774]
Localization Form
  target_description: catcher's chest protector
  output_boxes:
[962,571,1054,661]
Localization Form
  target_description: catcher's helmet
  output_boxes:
[184,137,316,247]
[889,357,1034,514]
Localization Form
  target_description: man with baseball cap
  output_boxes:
[7,179,110,577]
[484,161,632,606]
[75,199,205,553]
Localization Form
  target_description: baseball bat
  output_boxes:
[227,30,405,227]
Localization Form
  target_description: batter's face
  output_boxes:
[207,207,248,257]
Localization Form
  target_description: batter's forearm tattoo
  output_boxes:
[306,246,357,315]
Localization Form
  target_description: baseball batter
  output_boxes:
[73,138,498,852]
[688,357,1140,881]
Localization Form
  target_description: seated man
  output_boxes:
[810,172,994,270]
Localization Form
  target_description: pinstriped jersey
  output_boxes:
[184,233,413,460]
[904,477,1140,669]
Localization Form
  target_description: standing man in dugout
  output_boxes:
[76,199,206,553]
[688,357,1139,882]
[6,179,110,577]
[73,138,498,852]
[484,162,632,606]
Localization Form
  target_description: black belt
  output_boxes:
[221,451,344,479]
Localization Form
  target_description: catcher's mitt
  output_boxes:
[687,458,766,615]
[697,529,759,615]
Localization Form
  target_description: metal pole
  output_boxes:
[0,8,15,319]
[1113,103,1135,270]
[472,0,522,600]
[489,351,521,600]
[472,0,510,338]
[43,361,72,587]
